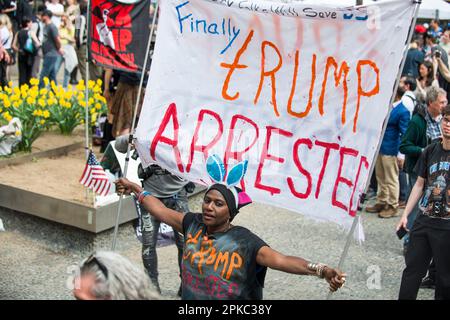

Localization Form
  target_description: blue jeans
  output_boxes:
[54,55,70,88]
[39,54,61,88]
[404,172,419,245]
[399,170,408,202]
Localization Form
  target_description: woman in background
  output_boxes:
[55,14,77,88]
[416,61,439,98]
[0,14,13,86]
[12,17,41,85]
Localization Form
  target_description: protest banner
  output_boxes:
[88,0,150,72]
[135,0,416,229]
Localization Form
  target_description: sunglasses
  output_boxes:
[83,254,108,279]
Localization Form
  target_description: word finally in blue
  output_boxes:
[175,1,241,54]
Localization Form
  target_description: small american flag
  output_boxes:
[79,151,111,196]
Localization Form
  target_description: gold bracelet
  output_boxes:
[307,262,327,278]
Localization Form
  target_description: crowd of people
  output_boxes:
[1,2,447,301]
[0,0,93,87]
[364,19,450,300]
[0,0,148,149]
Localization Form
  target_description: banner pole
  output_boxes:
[84,0,92,203]
[111,1,159,251]
[84,0,91,161]
[326,0,421,299]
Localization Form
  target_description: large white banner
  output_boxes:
[136,0,415,229]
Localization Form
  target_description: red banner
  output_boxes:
[89,0,150,72]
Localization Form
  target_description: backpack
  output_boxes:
[23,32,35,54]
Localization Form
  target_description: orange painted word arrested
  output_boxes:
[220,30,380,133]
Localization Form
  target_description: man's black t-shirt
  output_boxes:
[181,212,268,300]
[414,141,450,230]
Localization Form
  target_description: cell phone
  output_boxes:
[396,226,408,240]
[435,50,441,58]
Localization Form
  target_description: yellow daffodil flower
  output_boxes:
[3,112,12,122]
[30,78,39,86]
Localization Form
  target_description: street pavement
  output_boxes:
[0,193,434,300]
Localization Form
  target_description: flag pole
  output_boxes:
[111,1,159,251]
[326,0,421,299]
[84,0,92,203]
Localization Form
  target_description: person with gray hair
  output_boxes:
[400,85,447,227]
[73,251,160,300]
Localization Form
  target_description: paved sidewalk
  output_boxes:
[0,193,434,300]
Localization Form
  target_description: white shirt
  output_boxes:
[46,2,64,29]
[401,91,416,118]
[0,26,12,49]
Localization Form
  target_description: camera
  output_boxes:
[137,163,153,180]
[434,50,441,59]
[131,150,139,160]
[432,202,445,217]
[184,182,196,194]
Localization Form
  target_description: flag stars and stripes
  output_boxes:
[79,151,111,196]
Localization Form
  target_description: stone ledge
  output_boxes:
[0,141,84,169]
